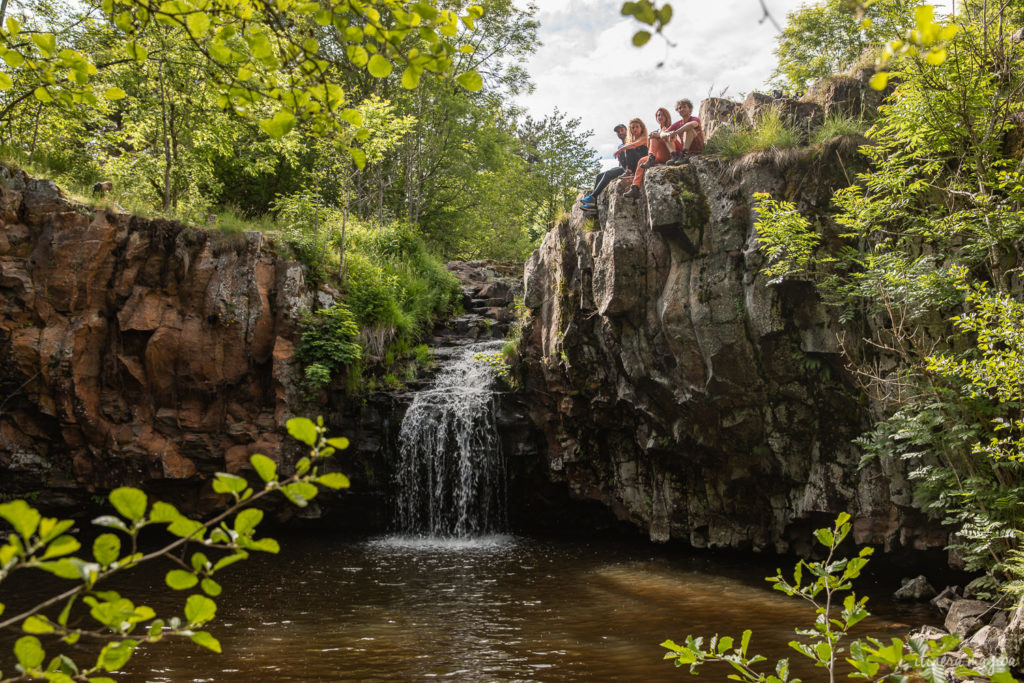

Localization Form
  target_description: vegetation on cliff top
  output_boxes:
[756,0,1024,599]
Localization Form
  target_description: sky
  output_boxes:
[514,0,812,161]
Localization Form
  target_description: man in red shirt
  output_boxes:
[665,98,704,164]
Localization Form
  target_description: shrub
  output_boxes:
[295,303,362,390]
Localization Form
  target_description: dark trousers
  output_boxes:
[591,166,625,198]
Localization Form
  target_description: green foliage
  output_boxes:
[751,4,1024,586]
[662,514,1015,682]
[296,303,362,391]
[705,109,800,161]
[771,0,917,93]
[0,0,484,146]
[0,417,349,679]
[753,193,823,283]
[620,0,673,47]
[810,115,869,145]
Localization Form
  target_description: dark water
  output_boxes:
[95,534,938,681]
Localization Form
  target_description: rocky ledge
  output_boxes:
[514,133,938,554]
[0,165,319,512]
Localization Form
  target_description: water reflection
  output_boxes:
[114,535,937,681]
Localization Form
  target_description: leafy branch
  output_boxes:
[0,416,350,682]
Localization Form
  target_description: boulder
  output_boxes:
[893,575,937,601]
[944,600,993,637]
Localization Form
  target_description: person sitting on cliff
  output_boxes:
[622,107,675,200]
[580,123,629,211]
[664,99,704,165]
[582,119,649,210]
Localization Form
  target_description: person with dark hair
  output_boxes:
[581,119,648,211]
[665,98,704,164]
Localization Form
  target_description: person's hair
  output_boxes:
[626,117,647,144]
[675,99,694,111]
[613,123,627,133]
[655,107,672,128]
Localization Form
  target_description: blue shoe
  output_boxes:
[582,193,594,203]
[581,200,596,210]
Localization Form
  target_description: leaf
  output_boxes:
[632,30,652,46]
[249,453,277,482]
[925,48,946,65]
[212,472,249,495]
[14,635,45,669]
[326,437,349,450]
[367,54,392,78]
[103,87,127,100]
[316,473,350,489]
[31,33,56,56]
[348,147,366,169]
[401,66,421,89]
[109,487,147,522]
[22,615,54,634]
[92,534,121,566]
[41,535,80,559]
[286,417,317,446]
[0,500,42,539]
[149,502,181,524]
[869,71,889,90]
[166,570,199,590]
[35,560,82,580]
[0,72,13,91]
[184,594,217,626]
[92,515,129,532]
[190,631,222,652]
[186,11,211,36]
[97,639,137,671]
[213,551,248,571]
[124,40,148,61]
[201,578,222,596]
[456,70,482,91]
[258,110,297,140]
[234,508,263,536]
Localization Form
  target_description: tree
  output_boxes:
[770,0,917,93]
[753,2,1024,580]
[0,417,350,681]
[0,0,485,152]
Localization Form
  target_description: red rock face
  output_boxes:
[0,165,309,512]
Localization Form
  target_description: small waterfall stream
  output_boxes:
[394,339,507,537]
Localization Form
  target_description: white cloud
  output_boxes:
[516,0,809,160]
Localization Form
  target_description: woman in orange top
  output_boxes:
[623,107,674,200]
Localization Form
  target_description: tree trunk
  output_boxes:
[338,203,348,279]
[0,0,9,28]
[158,57,172,212]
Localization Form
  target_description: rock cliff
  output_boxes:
[516,142,939,553]
[0,165,318,512]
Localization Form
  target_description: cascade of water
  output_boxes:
[394,340,507,537]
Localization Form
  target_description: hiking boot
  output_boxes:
[639,156,658,170]
[668,154,690,166]
[622,184,641,200]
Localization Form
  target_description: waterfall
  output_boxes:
[395,340,507,537]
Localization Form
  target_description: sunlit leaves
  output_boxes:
[0,500,42,539]
[109,488,147,522]
[455,71,482,91]
[620,1,673,46]
[184,595,216,626]
[871,2,960,89]
[286,417,317,446]
[0,416,348,677]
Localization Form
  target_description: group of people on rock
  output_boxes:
[580,99,704,211]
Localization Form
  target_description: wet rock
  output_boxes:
[894,575,937,602]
